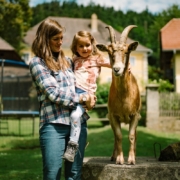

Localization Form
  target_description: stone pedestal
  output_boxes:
[82,157,180,180]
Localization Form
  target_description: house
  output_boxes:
[0,37,22,61]
[0,36,30,79]
[23,14,152,93]
[0,36,30,77]
[160,18,180,93]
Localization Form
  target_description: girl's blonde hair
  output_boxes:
[71,31,102,58]
[32,18,69,71]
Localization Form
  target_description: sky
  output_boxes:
[30,0,180,14]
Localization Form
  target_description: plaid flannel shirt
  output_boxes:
[29,56,89,127]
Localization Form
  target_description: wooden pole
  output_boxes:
[0,59,5,112]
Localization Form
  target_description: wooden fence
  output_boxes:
[146,85,180,132]
[2,86,180,135]
[159,92,180,117]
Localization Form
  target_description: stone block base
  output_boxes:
[82,157,180,180]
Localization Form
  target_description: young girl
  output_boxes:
[63,31,111,162]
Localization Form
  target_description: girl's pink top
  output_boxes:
[73,55,111,94]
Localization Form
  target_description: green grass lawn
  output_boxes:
[86,123,180,157]
[0,149,42,180]
[0,119,180,180]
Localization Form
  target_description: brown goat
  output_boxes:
[96,25,141,165]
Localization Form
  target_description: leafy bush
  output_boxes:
[96,83,110,104]
[148,79,174,92]
[148,66,163,80]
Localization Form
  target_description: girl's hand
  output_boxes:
[86,94,96,110]
[80,94,97,111]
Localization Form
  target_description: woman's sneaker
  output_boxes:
[63,141,79,162]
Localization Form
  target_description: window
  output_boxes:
[130,56,135,66]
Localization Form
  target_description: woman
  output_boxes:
[29,18,96,180]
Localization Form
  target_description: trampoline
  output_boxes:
[0,59,39,136]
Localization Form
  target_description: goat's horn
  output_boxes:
[106,26,116,43]
[120,25,137,44]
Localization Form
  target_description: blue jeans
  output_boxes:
[39,121,87,180]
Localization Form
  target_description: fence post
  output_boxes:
[146,84,159,130]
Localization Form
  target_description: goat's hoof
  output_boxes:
[116,161,124,165]
[127,161,135,165]
[116,158,124,165]
[110,156,116,161]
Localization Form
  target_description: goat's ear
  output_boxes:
[128,41,139,51]
[96,44,108,52]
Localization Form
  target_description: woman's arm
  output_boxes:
[29,57,79,108]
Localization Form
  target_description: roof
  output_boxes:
[0,37,14,50]
[160,18,180,51]
[24,16,152,53]
[0,37,22,61]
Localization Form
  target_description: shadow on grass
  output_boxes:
[87,119,107,128]
[0,148,43,180]
[0,147,66,180]
[1,125,179,156]
[0,125,179,180]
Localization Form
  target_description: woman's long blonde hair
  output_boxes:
[32,18,69,71]
[71,31,103,59]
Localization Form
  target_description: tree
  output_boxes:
[30,2,180,71]
[0,0,32,53]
